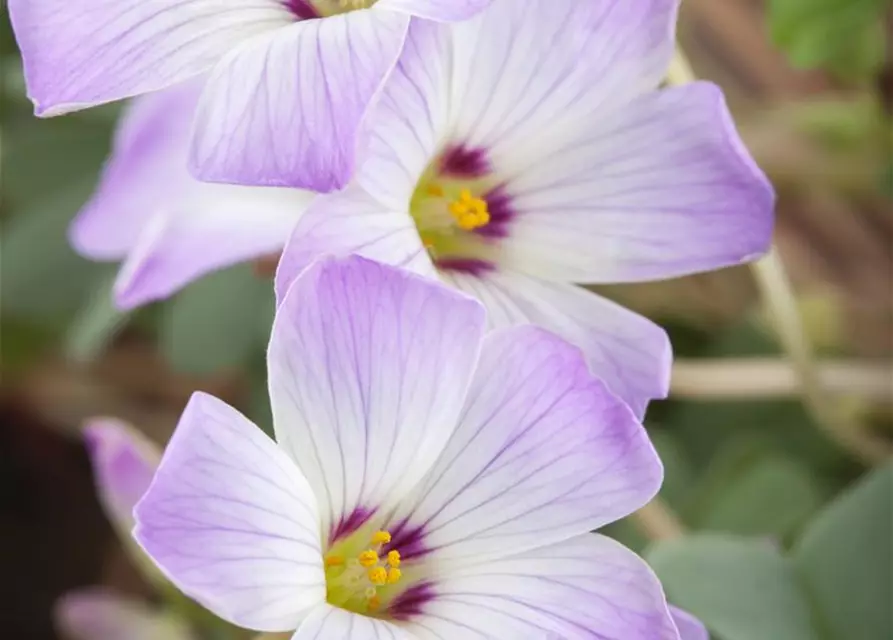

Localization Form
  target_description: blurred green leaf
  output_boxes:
[650,429,697,507]
[648,535,821,640]
[688,439,824,540]
[793,464,893,640]
[768,0,886,81]
[160,266,273,375]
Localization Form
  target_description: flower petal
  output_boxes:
[70,82,203,260]
[190,12,409,191]
[405,534,677,640]
[133,392,325,632]
[274,186,433,305]
[83,418,160,535]
[269,255,486,544]
[9,0,289,116]
[389,325,662,564]
[113,182,309,309]
[498,82,775,283]
[445,0,678,169]
[374,0,492,22]
[55,589,196,640]
[670,606,710,640]
[439,268,671,419]
[292,604,414,640]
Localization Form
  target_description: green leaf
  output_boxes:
[688,439,825,540]
[648,535,822,640]
[793,464,893,640]
[160,265,273,375]
[768,0,886,81]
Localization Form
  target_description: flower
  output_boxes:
[670,606,709,640]
[69,79,313,309]
[134,254,680,638]
[274,0,776,417]
[55,589,196,640]
[9,0,492,191]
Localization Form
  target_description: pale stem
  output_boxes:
[631,498,686,541]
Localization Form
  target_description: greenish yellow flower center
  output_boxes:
[324,529,404,615]
[315,0,377,17]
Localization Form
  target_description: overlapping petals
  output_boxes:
[70,79,312,309]
[135,255,673,638]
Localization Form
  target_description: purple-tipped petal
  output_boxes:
[499,82,775,283]
[388,325,663,564]
[133,392,325,632]
[293,604,414,639]
[268,255,486,545]
[375,0,492,22]
[439,269,671,419]
[671,606,711,640]
[55,589,195,640]
[9,0,290,116]
[274,185,433,305]
[83,418,160,535]
[190,12,409,191]
[404,534,678,639]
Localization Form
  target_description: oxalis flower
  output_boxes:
[8,0,492,192]
[70,79,313,309]
[135,254,694,639]
[274,0,776,418]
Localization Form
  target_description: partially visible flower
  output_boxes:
[134,254,680,639]
[55,588,196,640]
[9,0,492,191]
[670,606,710,640]
[83,418,160,536]
[69,79,312,309]
[274,0,775,417]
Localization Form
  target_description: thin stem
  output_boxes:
[751,248,891,463]
[631,498,686,541]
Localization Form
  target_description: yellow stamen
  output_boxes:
[386,568,402,584]
[371,530,392,545]
[368,595,381,611]
[426,183,445,197]
[448,191,490,231]
[387,550,401,567]
[358,550,379,567]
[368,567,388,586]
[325,555,344,567]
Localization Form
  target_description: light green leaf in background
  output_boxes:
[768,0,887,81]
[160,265,274,375]
[648,534,821,640]
[793,464,893,640]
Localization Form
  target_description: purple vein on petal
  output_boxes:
[439,144,492,179]
[329,505,376,544]
[283,0,320,20]
[435,258,495,276]
[389,581,437,621]
[384,518,429,560]
[477,184,516,239]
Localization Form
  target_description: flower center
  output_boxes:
[314,0,376,16]
[324,530,403,615]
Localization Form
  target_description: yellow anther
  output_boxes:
[448,191,490,231]
[324,555,344,567]
[371,530,392,545]
[449,201,469,217]
[368,566,388,586]
[368,595,381,611]
[387,550,401,567]
[459,189,473,202]
[358,550,379,567]
[386,568,402,584]
[426,183,445,198]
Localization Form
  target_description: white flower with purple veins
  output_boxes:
[8,0,492,192]
[134,254,687,639]
[70,79,313,308]
[274,0,776,418]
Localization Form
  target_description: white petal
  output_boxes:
[274,185,433,305]
[440,269,670,419]
[407,534,677,640]
[388,325,662,564]
[191,12,409,191]
[498,83,775,283]
[269,255,486,544]
[292,603,415,640]
[10,0,289,115]
[134,392,325,632]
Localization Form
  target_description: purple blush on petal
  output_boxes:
[385,519,429,560]
[435,258,495,276]
[477,185,516,239]
[330,506,376,544]
[389,582,436,621]
[283,0,320,19]
[439,144,492,179]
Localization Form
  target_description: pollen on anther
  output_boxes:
[371,530,392,545]
[386,568,402,584]
[368,567,388,586]
[387,550,401,567]
[358,550,379,567]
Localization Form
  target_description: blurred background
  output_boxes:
[1,0,891,639]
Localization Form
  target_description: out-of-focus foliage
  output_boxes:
[768,0,888,81]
